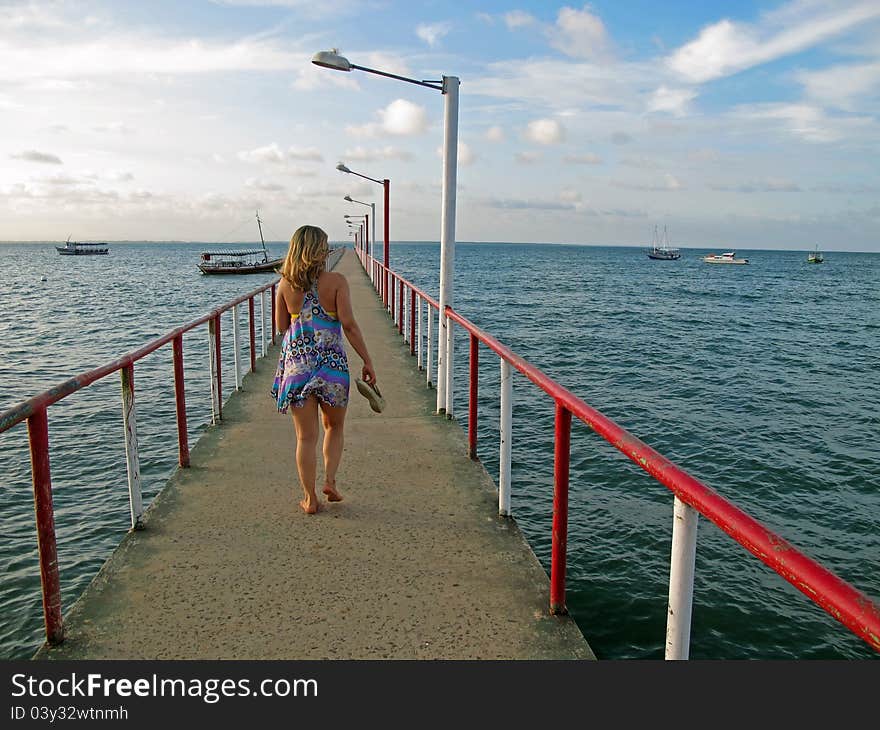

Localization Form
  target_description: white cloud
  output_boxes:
[525,118,565,144]
[559,188,582,204]
[504,11,537,29]
[515,151,542,164]
[615,174,683,191]
[564,153,603,165]
[238,143,286,164]
[416,22,452,47]
[245,178,287,192]
[379,99,430,136]
[486,126,505,142]
[647,86,698,116]
[735,103,854,142]
[11,150,63,164]
[796,61,880,111]
[667,1,880,83]
[237,144,323,164]
[548,5,610,60]
[92,122,133,134]
[345,146,413,162]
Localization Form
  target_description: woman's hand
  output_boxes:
[362,363,377,384]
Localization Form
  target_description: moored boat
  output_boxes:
[646,225,681,260]
[807,246,824,263]
[198,211,283,275]
[56,237,109,255]
[702,251,748,265]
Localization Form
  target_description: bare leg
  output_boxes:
[291,396,320,514]
[320,401,347,501]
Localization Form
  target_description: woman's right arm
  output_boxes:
[335,275,376,383]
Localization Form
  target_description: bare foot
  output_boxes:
[322,482,343,502]
[299,498,319,514]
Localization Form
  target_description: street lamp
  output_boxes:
[336,162,391,310]
[314,49,459,418]
[344,195,376,257]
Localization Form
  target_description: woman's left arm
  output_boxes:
[275,281,291,334]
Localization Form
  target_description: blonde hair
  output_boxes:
[279,225,329,290]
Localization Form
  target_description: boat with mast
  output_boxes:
[646,225,681,260]
[807,245,824,263]
[198,211,283,275]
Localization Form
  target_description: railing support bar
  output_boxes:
[172,334,190,467]
[499,360,512,516]
[550,404,571,615]
[248,297,256,372]
[232,304,242,390]
[665,496,699,660]
[27,407,64,646]
[468,334,479,459]
[208,317,220,424]
[120,363,144,530]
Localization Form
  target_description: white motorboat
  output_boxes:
[702,251,748,265]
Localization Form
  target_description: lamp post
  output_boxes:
[345,215,366,255]
[336,163,390,309]
[344,195,376,258]
[315,49,459,418]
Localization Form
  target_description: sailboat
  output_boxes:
[807,245,824,264]
[646,225,681,260]
[197,211,284,275]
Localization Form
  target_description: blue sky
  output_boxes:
[1,0,879,250]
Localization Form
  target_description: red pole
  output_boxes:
[27,407,64,645]
[248,297,256,372]
[214,313,222,421]
[398,280,404,335]
[383,179,390,309]
[468,334,478,460]
[550,403,572,615]
[270,284,276,346]
[172,334,190,468]
[410,288,416,355]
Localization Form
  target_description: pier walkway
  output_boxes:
[37,249,594,660]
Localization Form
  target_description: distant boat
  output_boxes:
[646,225,681,260]
[807,246,824,264]
[56,236,109,255]
[198,211,283,275]
[702,251,749,265]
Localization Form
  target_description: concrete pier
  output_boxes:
[36,249,594,660]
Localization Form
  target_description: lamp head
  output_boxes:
[336,163,351,174]
[344,195,353,202]
[311,49,352,72]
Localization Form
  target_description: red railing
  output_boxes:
[0,279,278,647]
[354,245,880,657]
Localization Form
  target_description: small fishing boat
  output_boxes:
[198,211,283,275]
[56,237,109,255]
[807,246,824,264]
[646,225,681,260]
[702,251,749,265]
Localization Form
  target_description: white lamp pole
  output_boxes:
[345,195,376,257]
[313,50,459,417]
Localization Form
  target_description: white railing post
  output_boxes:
[208,318,219,424]
[232,304,242,390]
[426,304,434,387]
[260,290,267,357]
[665,496,699,660]
[499,360,512,516]
[417,296,423,371]
[120,364,144,530]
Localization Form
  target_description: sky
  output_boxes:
[1,0,879,251]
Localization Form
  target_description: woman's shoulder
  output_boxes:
[322,271,347,287]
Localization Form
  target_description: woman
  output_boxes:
[271,225,376,514]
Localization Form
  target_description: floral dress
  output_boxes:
[271,277,350,411]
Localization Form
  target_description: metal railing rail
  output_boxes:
[353,244,880,658]
[1,278,279,647]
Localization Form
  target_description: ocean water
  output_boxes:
[1,241,878,660]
